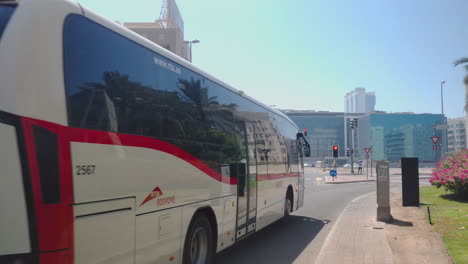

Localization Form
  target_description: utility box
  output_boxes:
[401,158,419,206]
[376,161,392,222]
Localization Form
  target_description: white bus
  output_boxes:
[0,0,310,263]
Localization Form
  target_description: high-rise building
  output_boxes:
[344,87,376,113]
[447,117,467,153]
[365,92,376,112]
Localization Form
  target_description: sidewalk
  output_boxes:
[325,174,375,184]
[314,192,393,264]
[317,167,376,184]
[324,174,432,184]
[320,167,432,184]
[313,191,452,264]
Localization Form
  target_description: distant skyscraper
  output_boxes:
[365,92,376,112]
[344,87,376,113]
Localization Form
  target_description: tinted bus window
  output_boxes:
[63,15,245,170]
[0,6,16,40]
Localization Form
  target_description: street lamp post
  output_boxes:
[441,81,446,158]
[185,39,200,62]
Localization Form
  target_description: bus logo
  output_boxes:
[140,186,164,206]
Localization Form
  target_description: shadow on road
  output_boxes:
[214,215,326,264]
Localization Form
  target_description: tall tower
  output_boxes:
[344,87,375,113]
[158,0,184,34]
[124,0,188,60]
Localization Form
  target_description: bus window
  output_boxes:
[0,5,16,40]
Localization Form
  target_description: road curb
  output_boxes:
[314,191,376,264]
[325,179,376,184]
[326,176,431,184]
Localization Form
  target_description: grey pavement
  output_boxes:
[313,192,393,264]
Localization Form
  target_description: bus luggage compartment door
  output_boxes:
[0,122,31,257]
[73,197,136,264]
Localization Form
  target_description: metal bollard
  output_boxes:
[401,158,419,206]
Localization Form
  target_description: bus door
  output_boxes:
[296,135,305,208]
[235,121,257,240]
[245,122,257,234]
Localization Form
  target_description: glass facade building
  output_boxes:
[288,112,343,159]
[285,111,444,163]
[357,113,444,162]
[285,112,364,159]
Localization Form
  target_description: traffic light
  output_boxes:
[350,118,358,129]
[332,145,339,158]
[303,128,308,136]
[346,149,350,157]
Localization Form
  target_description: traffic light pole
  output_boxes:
[370,146,373,177]
[350,127,355,174]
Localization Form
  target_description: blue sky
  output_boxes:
[76,0,468,118]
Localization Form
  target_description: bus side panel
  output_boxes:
[0,123,31,256]
[69,141,236,207]
[135,207,182,264]
[74,198,136,264]
[70,135,236,262]
[220,196,237,250]
[135,196,235,264]
[256,175,287,231]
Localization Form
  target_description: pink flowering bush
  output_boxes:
[430,149,468,200]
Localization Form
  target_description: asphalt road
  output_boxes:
[214,167,424,264]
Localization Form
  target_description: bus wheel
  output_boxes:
[284,190,293,217]
[183,214,214,264]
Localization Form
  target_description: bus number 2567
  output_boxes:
[75,165,96,175]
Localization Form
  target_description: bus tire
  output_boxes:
[284,188,293,217]
[182,213,215,264]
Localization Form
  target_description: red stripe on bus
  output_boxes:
[21,117,74,262]
[69,127,237,185]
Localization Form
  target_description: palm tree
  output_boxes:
[454,57,468,71]
[453,57,468,112]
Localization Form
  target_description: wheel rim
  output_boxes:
[190,227,208,264]
[286,198,292,214]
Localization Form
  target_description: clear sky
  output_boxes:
[76,0,468,118]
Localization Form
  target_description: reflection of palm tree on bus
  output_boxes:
[74,71,245,169]
[177,77,245,163]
